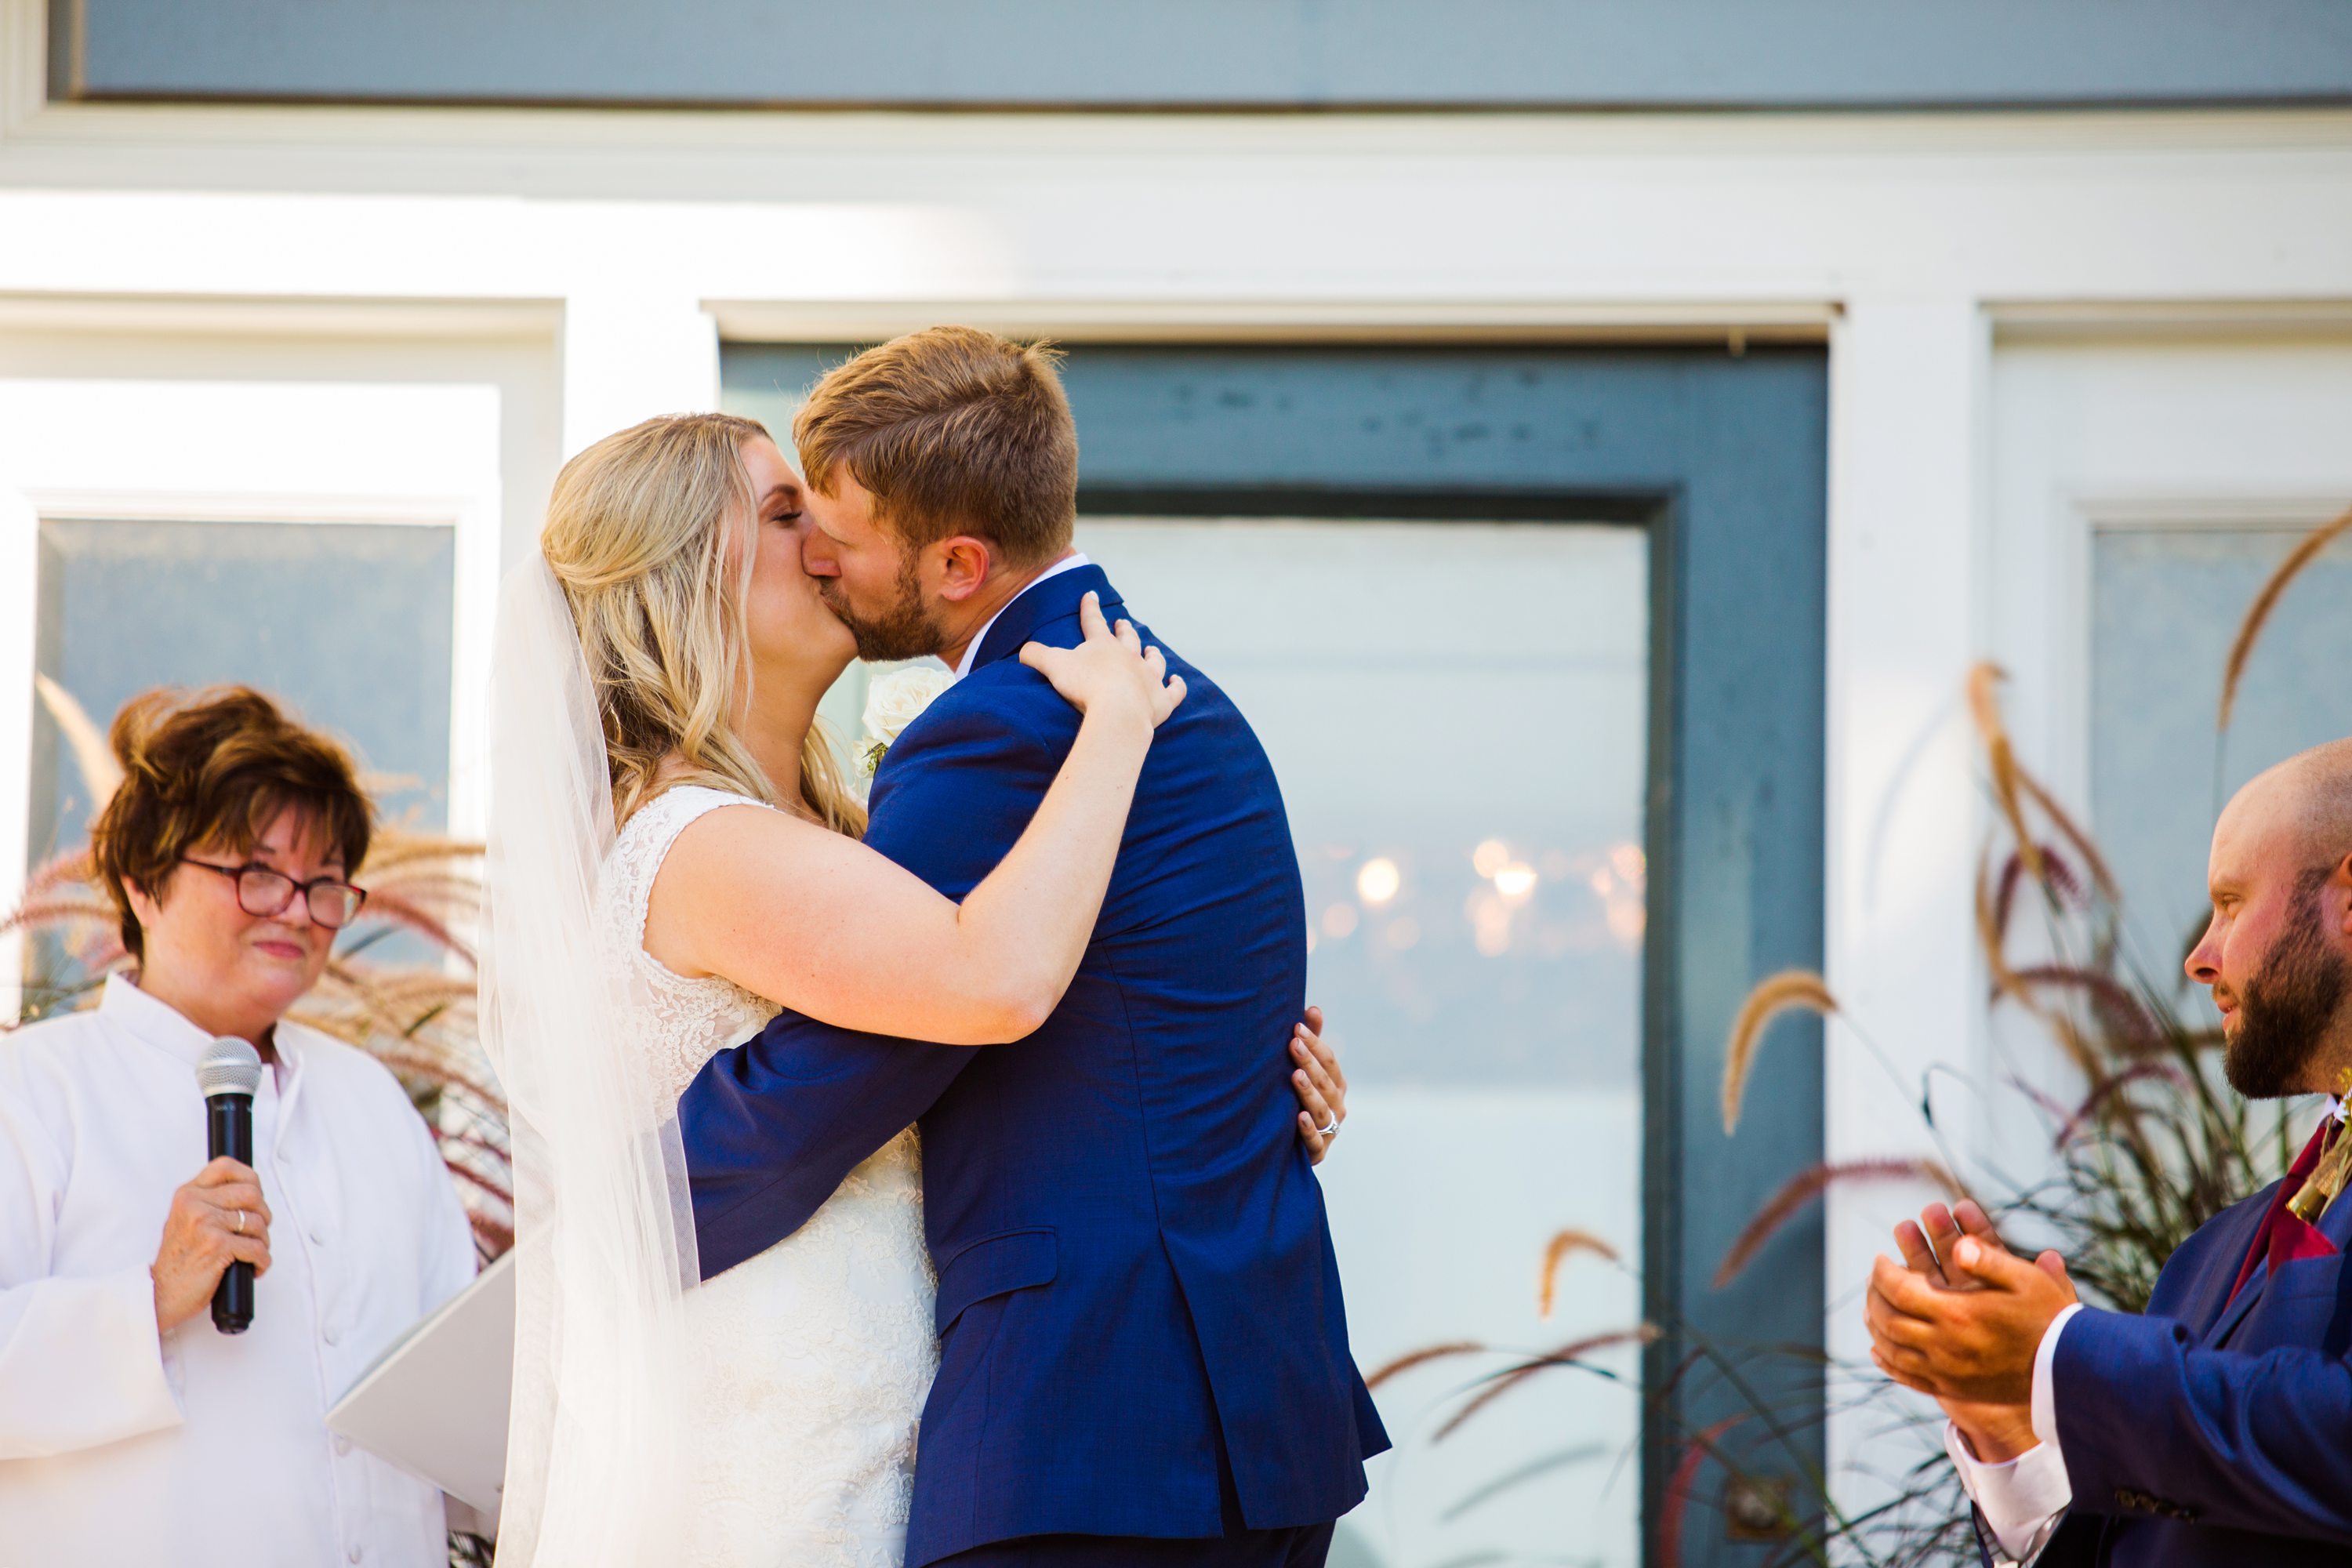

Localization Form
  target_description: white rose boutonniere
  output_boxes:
[859,665,955,778]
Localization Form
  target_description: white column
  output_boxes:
[560,292,722,459]
[0,481,35,1021]
[1821,296,1991,1503]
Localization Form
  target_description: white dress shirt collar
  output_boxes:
[100,971,214,1065]
[953,552,1091,681]
[101,971,303,1096]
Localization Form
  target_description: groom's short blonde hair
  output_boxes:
[794,326,1078,570]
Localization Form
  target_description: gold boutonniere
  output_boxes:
[2286,1069,2352,1225]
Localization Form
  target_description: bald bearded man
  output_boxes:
[1867,739,2352,1567]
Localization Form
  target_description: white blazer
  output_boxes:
[0,973,477,1568]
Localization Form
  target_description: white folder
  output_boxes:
[327,1248,515,1517]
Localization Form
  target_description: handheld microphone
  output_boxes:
[195,1038,264,1335]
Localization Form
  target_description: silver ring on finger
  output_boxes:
[234,1208,247,1236]
[1317,1119,1340,1138]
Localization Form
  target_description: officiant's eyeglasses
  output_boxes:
[178,858,368,929]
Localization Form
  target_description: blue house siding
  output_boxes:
[56,0,2352,109]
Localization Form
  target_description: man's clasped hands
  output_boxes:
[1866,1200,2082,1463]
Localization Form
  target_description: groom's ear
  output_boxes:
[932,535,996,604]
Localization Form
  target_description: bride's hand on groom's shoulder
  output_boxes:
[1291,1005,1348,1165]
[1021,591,1187,731]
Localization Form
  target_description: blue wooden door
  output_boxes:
[726,342,1829,1568]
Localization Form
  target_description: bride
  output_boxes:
[479,412,1347,1567]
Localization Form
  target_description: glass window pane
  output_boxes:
[1077,517,1648,1568]
[30,517,456,862]
[2091,525,2352,969]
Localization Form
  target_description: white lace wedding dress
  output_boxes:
[597,784,939,1568]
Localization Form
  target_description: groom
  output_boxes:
[677,327,1388,1566]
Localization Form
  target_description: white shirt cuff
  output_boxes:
[1942,1301,2082,1566]
[2031,1301,2082,1448]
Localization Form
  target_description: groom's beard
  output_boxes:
[819,554,947,663]
[2224,884,2350,1098]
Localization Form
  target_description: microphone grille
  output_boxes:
[195,1036,265,1098]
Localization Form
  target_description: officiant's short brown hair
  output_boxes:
[90,686,373,961]
[794,326,1078,569]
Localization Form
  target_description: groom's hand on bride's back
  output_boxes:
[1291,1004,1348,1164]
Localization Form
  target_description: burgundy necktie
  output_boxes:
[2227,1118,2344,1307]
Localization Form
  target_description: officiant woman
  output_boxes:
[0,687,477,1568]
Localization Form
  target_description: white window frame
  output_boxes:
[0,378,503,1016]
[1963,332,2352,1174]
[1987,330,2352,815]
[2050,494,2352,808]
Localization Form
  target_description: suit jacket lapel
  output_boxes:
[2207,1256,2270,1348]
[2321,1165,2352,1253]
[2201,1159,2352,1348]
[970,563,1120,674]
[2188,1189,2278,1347]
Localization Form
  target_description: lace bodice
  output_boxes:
[597,784,781,1102]
[594,782,937,1568]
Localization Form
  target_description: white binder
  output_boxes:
[326,1247,515,1518]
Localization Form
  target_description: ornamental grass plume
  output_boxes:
[1363,1341,1487,1391]
[1537,1227,1618,1319]
[1967,662,2043,884]
[2218,499,2352,734]
[1721,970,1838,1136]
[1432,1326,1659,1443]
[34,673,124,802]
[1373,1221,1650,1444]
[1713,1159,1962,1291]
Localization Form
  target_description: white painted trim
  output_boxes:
[1988,333,2352,833]
[2038,491,2352,822]
[706,297,1836,345]
[25,490,474,525]
[2073,492,2352,530]
[560,294,719,456]
[0,292,562,340]
[1994,301,2352,339]
[1821,294,1995,1509]
[0,0,41,133]
[0,379,505,922]
[0,479,38,1020]
[18,486,505,847]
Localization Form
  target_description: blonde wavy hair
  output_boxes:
[541,412,866,837]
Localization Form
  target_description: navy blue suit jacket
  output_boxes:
[2006,1165,2352,1566]
[677,566,1388,1564]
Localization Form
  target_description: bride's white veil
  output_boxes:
[479,555,699,1564]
